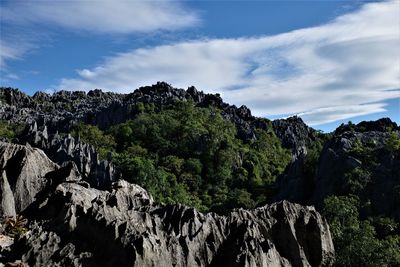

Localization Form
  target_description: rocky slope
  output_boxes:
[0,142,335,267]
[0,141,58,217]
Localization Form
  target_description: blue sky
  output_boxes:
[0,0,399,132]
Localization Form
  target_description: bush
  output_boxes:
[0,121,26,139]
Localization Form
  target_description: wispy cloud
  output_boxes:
[298,103,388,126]
[57,1,400,125]
[0,39,35,82]
[1,0,199,34]
[0,0,199,72]
[0,41,23,69]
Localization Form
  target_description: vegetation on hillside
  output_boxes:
[71,107,400,266]
[71,101,291,212]
[0,121,26,140]
[322,129,400,267]
[323,196,400,267]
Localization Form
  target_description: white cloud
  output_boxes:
[0,0,198,80]
[0,39,35,81]
[2,0,199,34]
[0,41,25,69]
[57,0,400,125]
[0,37,34,71]
[298,103,388,126]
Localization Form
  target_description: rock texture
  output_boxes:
[0,143,335,267]
[272,117,321,203]
[0,142,58,217]
[23,122,116,189]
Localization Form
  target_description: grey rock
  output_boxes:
[0,142,58,215]
[23,124,116,189]
[0,172,16,217]
[14,180,334,267]
[0,84,272,143]
[272,116,320,203]
[312,130,400,217]
[0,85,351,266]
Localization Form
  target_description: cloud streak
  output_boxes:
[1,0,199,34]
[57,1,400,125]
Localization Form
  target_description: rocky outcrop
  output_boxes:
[272,116,314,157]
[334,117,399,135]
[273,118,400,219]
[272,117,322,203]
[14,183,334,267]
[0,142,58,217]
[312,129,400,217]
[1,143,335,267]
[22,122,116,189]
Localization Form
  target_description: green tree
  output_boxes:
[0,121,26,139]
[386,132,400,157]
[323,196,400,267]
[71,122,116,159]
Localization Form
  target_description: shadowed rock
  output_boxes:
[0,142,58,216]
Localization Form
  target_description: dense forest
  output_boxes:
[69,101,291,213]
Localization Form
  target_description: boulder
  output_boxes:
[0,142,57,216]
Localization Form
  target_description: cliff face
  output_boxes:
[0,142,335,267]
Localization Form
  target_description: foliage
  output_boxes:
[71,122,116,159]
[323,196,400,267]
[72,101,291,212]
[65,100,400,266]
[0,121,26,140]
[342,167,371,195]
[386,132,400,157]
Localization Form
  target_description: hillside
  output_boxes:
[0,83,399,266]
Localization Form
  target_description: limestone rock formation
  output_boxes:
[272,117,320,203]
[0,143,335,267]
[23,122,116,189]
[0,142,58,217]
[274,118,400,220]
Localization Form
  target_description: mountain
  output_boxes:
[0,83,399,266]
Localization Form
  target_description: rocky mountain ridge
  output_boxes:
[0,83,268,142]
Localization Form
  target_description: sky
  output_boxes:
[0,0,399,132]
